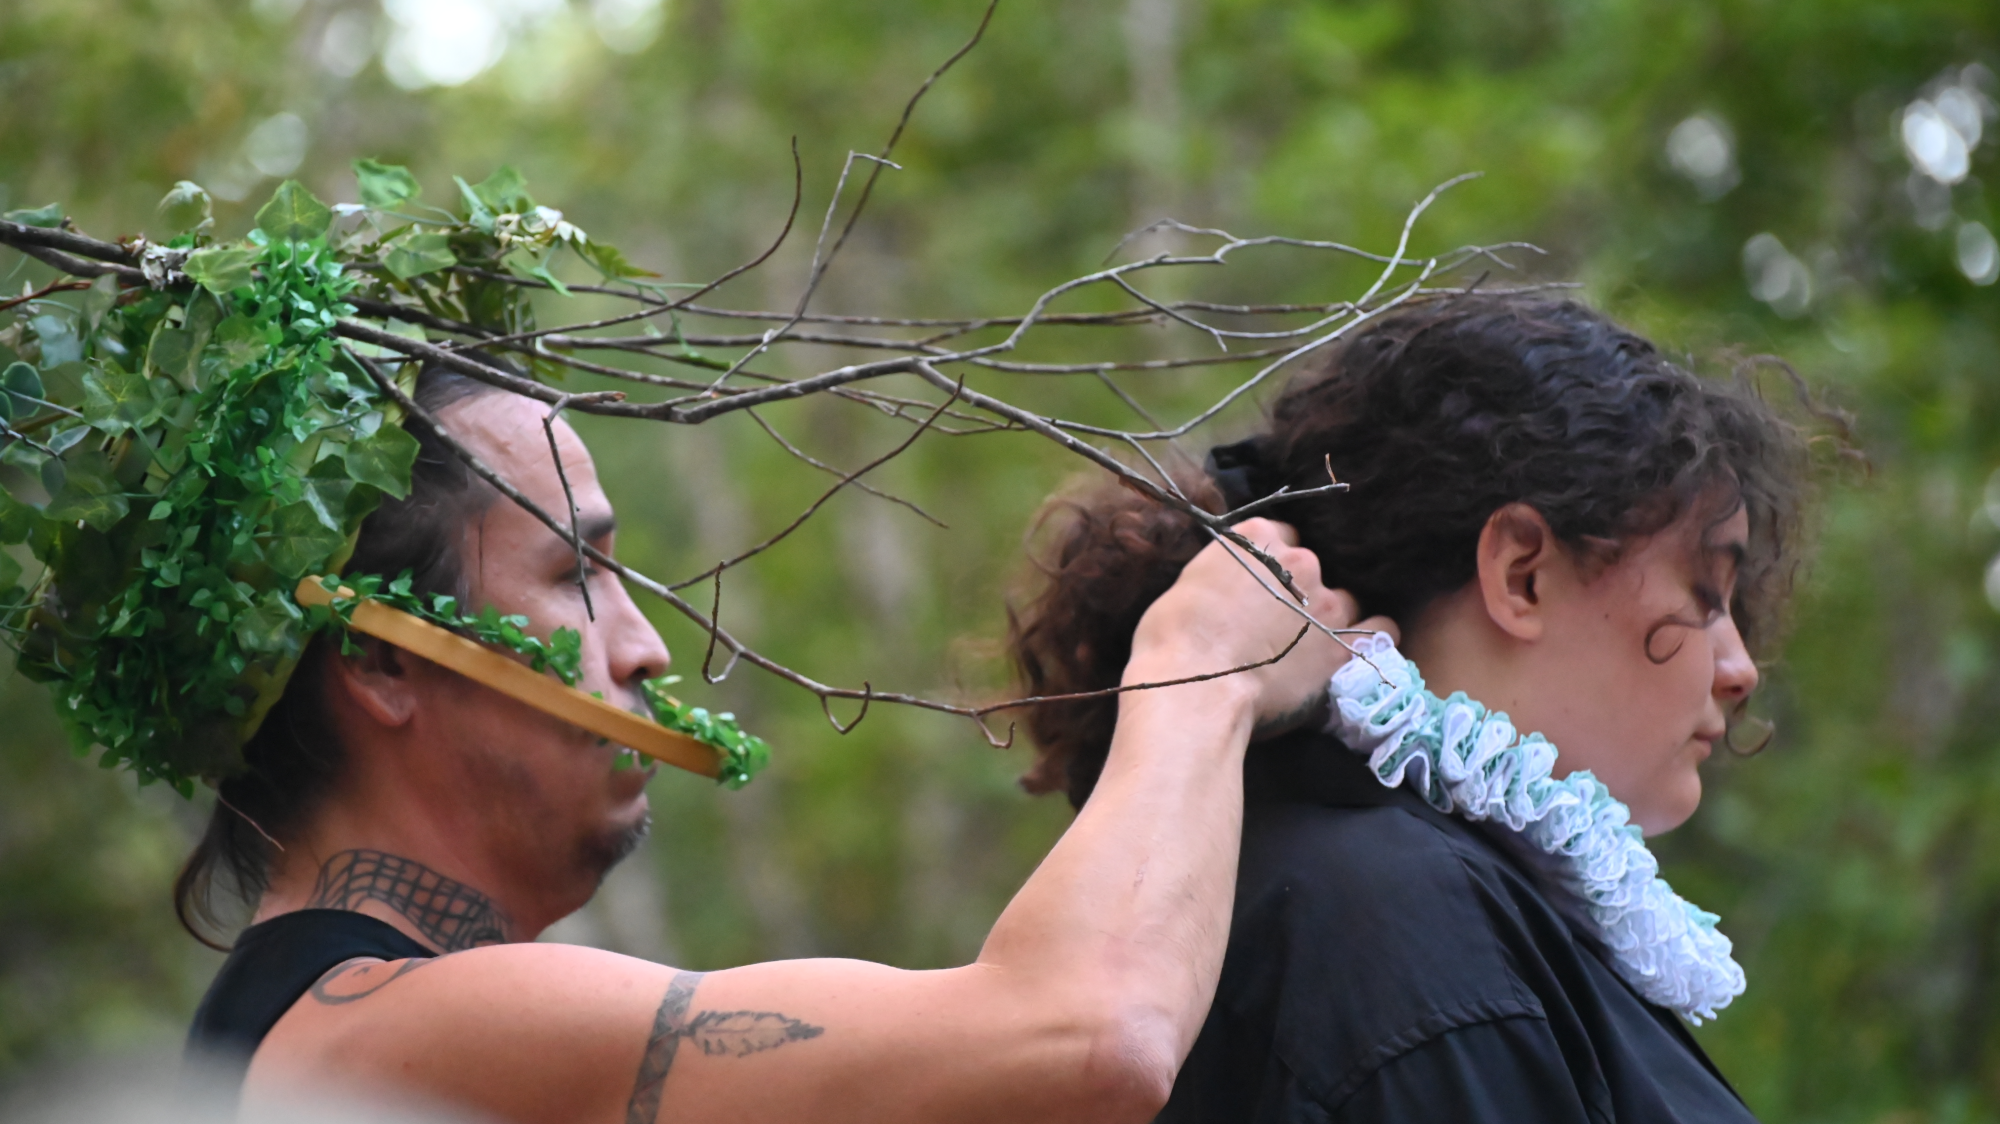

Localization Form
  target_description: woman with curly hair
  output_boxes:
[1009,294,1818,1121]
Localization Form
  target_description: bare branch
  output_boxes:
[669,379,963,591]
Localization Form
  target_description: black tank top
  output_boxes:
[186,909,436,1071]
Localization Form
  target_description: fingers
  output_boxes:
[1233,517,1299,549]
[1307,588,1360,631]
[1355,614,1400,646]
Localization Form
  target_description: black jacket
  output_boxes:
[1158,733,1756,1123]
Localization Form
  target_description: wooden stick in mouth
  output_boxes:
[295,578,721,779]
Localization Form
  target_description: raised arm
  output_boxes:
[248,520,1392,1124]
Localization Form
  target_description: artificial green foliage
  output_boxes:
[0,161,692,793]
[643,675,771,790]
[312,571,585,686]
[311,575,770,782]
[0,191,380,793]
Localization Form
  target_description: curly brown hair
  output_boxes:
[1008,294,1823,809]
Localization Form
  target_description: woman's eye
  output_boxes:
[1694,584,1728,619]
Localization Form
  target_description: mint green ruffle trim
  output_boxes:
[1325,632,1746,1023]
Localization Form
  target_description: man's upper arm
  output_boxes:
[250,943,1118,1124]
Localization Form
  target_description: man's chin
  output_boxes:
[582,807,652,883]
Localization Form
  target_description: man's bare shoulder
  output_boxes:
[251,942,673,1122]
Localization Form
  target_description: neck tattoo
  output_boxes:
[305,849,512,951]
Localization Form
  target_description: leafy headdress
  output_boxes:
[0,165,767,796]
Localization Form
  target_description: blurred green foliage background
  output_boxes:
[3,0,2000,1118]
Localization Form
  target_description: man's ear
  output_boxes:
[1475,503,1557,643]
[327,637,420,728]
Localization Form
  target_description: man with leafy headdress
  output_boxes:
[0,170,1391,1123]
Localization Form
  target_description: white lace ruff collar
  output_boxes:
[1324,632,1746,1023]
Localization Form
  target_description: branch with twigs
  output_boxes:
[0,3,1535,747]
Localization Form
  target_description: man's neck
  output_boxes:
[296,848,514,952]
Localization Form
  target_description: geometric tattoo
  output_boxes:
[304,849,511,952]
[624,971,824,1124]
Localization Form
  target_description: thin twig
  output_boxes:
[670,380,964,590]
[542,395,594,620]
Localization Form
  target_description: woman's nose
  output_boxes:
[1710,615,1759,701]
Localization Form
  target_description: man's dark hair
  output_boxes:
[173,367,499,948]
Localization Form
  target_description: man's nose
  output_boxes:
[601,573,671,685]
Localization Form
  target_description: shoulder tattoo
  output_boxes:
[625,971,825,1124]
[305,849,511,951]
[308,955,437,1005]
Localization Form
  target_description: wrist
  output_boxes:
[1118,650,1260,724]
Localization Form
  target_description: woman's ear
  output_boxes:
[326,636,420,728]
[1476,503,1556,642]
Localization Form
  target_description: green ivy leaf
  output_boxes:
[353,158,422,210]
[156,181,213,235]
[264,501,349,579]
[231,595,303,655]
[255,180,333,243]
[454,176,496,233]
[471,166,534,215]
[44,453,129,531]
[384,231,458,281]
[81,274,119,328]
[577,239,660,280]
[81,367,157,434]
[183,245,262,294]
[300,464,355,532]
[0,490,36,544]
[3,203,64,228]
[209,315,272,371]
[344,425,421,499]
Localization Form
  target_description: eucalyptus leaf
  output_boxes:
[255,180,333,243]
[353,158,421,209]
[183,245,262,294]
[1,363,42,412]
[30,315,82,368]
[46,426,88,454]
[0,549,20,592]
[384,231,457,281]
